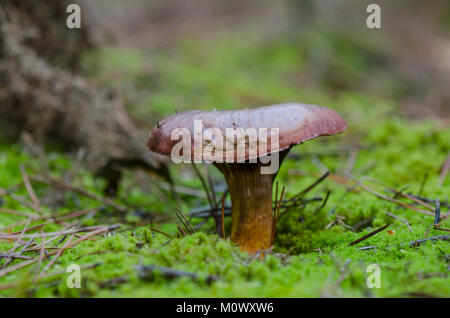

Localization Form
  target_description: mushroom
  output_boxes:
[147,103,347,253]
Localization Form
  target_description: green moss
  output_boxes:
[0,28,449,298]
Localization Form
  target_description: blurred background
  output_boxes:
[0,0,449,297]
[2,0,449,137]
[1,0,449,213]
[84,0,450,120]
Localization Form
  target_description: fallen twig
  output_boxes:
[98,275,129,289]
[433,226,450,232]
[189,205,231,218]
[221,192,226,239]
[175,207,195,235]
[0,207,100,233]
[274,181,279,218]
[438,152,450,187]
[2,218,32,268]
[155,180,207,199]
[6,223,46,236]
[0,262,101,291]
[315,190,330,213]
[410,194,450,209]
[29,174,132,214]
[343,148,358,177]
[0,253,31,260]
[0,208,37,219]
[177,225,187,237]
[418,173,428,197]
[191,163,214,211]
[136,264,219,284]
[397,191,435,212]
[35,230,46,274]
[147,227,172,238]
[385,212,413,232]
[271,185,285,246]
[358,183,435,216]
[206,165,217,215]
[334,259,352,289]
[290,171,330,200]
[434,199,441,226]
[20,165,42,214]
[366,177,440,213]
[0,224,120,240]
[190,197,321,219]
[0,225,119,278]
[359,235,450,251]
[352,217,374,232]
[409,235,450,247]
[0,187,42,213]
[358,245,378,251]
[348,224,390,246]
[40,235,74,275]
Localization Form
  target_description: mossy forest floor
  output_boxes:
[0,28,449,297]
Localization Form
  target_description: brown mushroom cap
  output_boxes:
[147,103,347,162]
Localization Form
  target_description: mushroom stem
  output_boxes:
[215,149,289,253]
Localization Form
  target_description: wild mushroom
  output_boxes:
[147,103,347,253]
